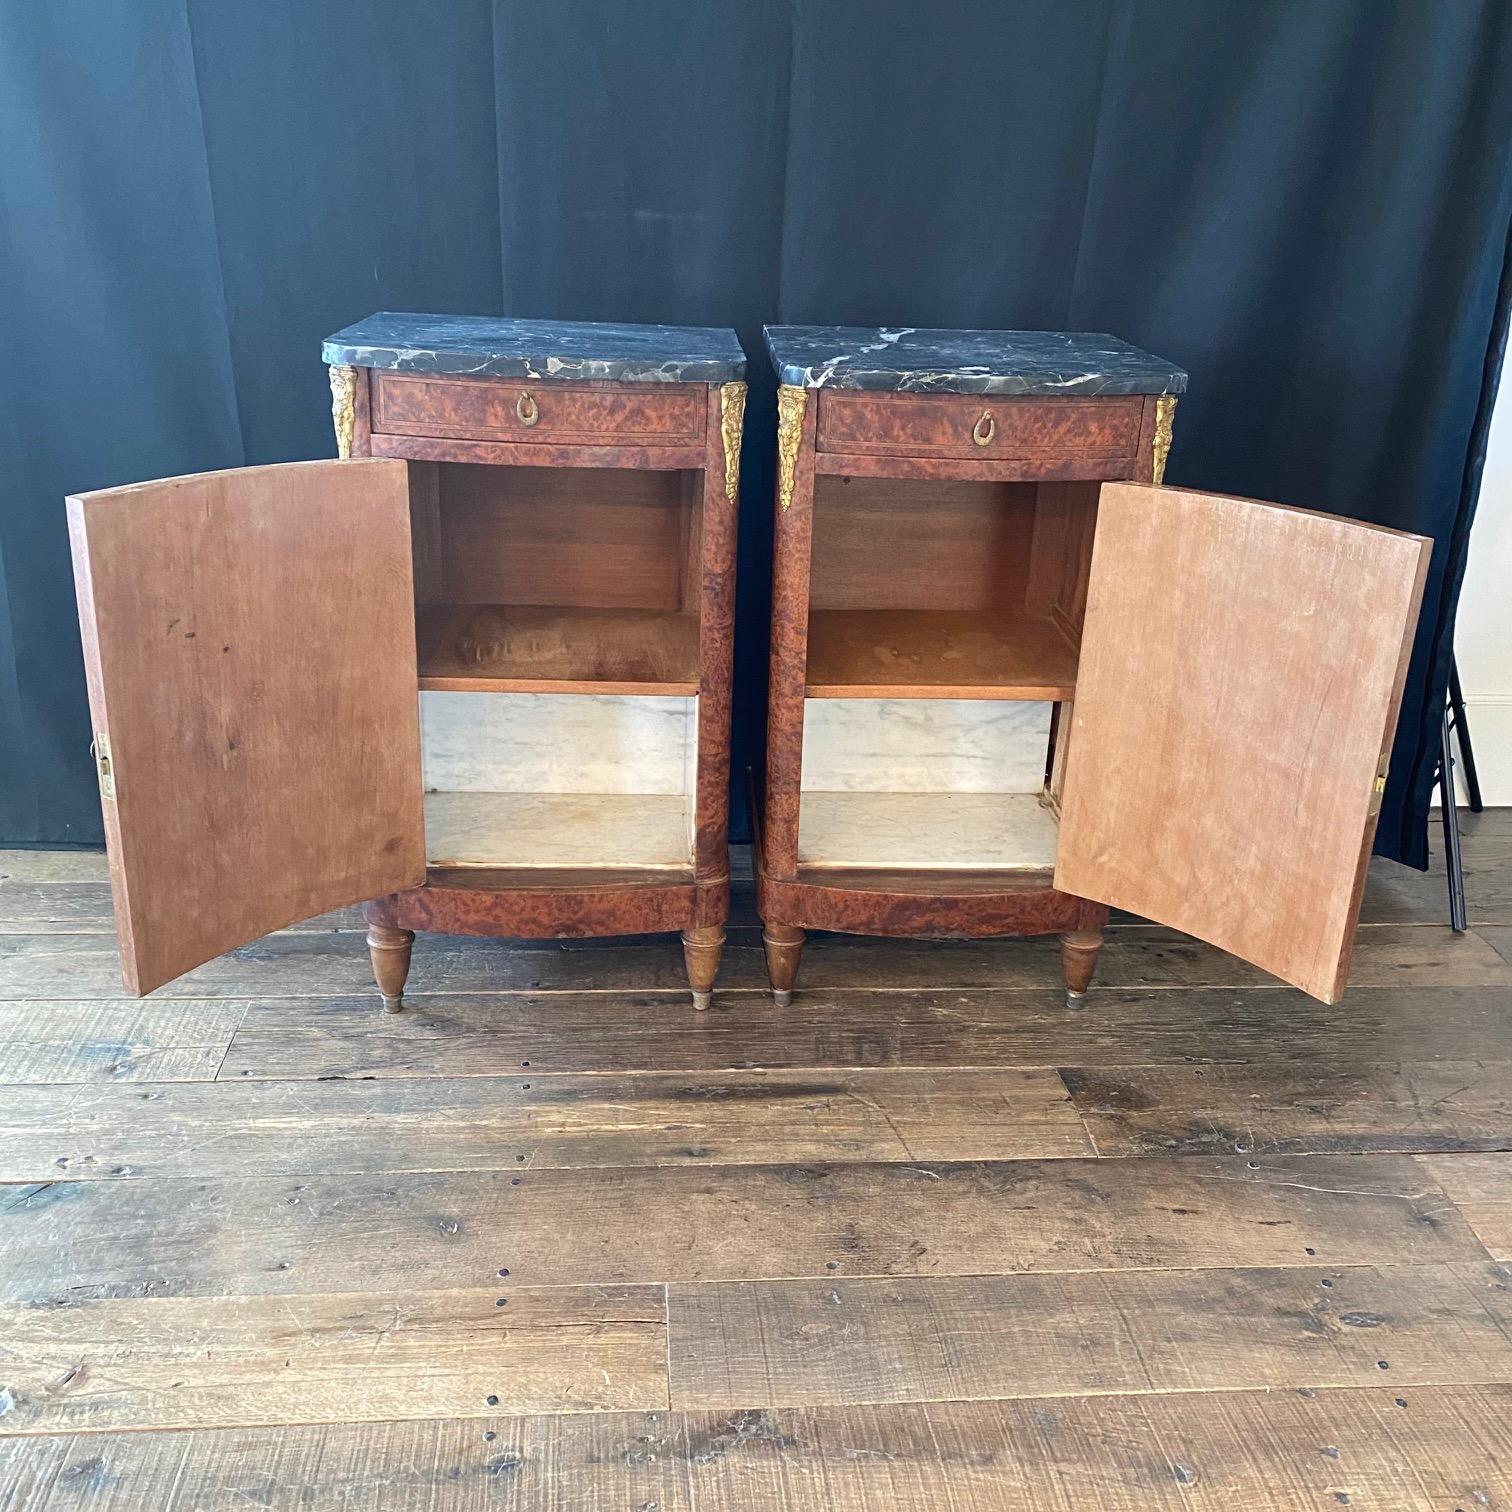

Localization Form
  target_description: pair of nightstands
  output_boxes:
[69,314,1428,1012]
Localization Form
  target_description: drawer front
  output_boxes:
[815,391,1143,461]
[372,373,706,447]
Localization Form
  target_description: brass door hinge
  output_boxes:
[91,733,115,801]
[1367,753,1389,817]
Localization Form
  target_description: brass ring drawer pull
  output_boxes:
[971,411,996,446]
[516,392,540,427]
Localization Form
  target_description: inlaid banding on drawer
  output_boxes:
[372,372,706,448]
[815,391,1144,461]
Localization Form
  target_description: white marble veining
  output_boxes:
[420,691,695,795]
[798,792,1059,870]
[323,312,746,384]
[802,699,1052,794]
[765,325,1186,395]
[424,792,694,869]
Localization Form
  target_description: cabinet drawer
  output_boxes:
[815,391,1143,461]
[372,373,706,448]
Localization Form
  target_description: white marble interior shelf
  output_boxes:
[797,791,1059,871]
[424,792,694,870]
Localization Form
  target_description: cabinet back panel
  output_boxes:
[420,691,695,795]
[433,464,690,610]
[802,699,1051,795]
[809,477,1037,612]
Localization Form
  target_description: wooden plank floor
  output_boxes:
[1,812,1511,1509]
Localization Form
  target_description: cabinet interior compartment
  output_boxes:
[409,461,703,696]
[420,690,697,871]
[797,698,1060,871]
[804,476,1098,701]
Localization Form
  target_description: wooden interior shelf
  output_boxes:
[804,609,1078,700]
[416,605,700,695]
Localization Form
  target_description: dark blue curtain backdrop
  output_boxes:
[2,0,1509,869]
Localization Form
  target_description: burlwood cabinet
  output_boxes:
[755,326,1430,1006]
[68,314,747,1008]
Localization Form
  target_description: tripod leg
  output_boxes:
[1449,657,1484,813]
[1440,706,1467,934]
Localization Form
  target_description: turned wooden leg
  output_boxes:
[1060,927,1103,1008]
[367,924,414,1013]
[762,924,806,1008]
[681,925,725,1011]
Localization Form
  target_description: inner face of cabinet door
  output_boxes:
[1054,481,1430,1003]
[68,458,425,994]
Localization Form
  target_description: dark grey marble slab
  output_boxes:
[765,326,1186,395]
[323,312,746,383]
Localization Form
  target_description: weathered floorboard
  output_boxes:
[0,882,363,935]
[5,1386,1512,1510]
[791,925,1512,993]
[0,1155,1484,1303]
[0,1408,694,1511]
[0,1068,1091,1180]
[0,931,742,1000]
[0,1284,667,1433]
[1482,925,1512,968]
[1062,1060,1512,1157]
[1420,1152,1512,1261]
[0,1000,246,1085]
[0,852,109,884]
[218,984,1512,1081]
[667,1262,1512,1408]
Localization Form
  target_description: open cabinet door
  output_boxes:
[1054,482,1430,1003]
[68,459,425,995]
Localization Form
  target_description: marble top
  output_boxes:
[764,326,1186,395]
[322,313,746,384]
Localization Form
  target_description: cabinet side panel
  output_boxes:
[408,461,445,603]
[762,393,818,879]
[693,381,737,883]
[1024,480,1100,644]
